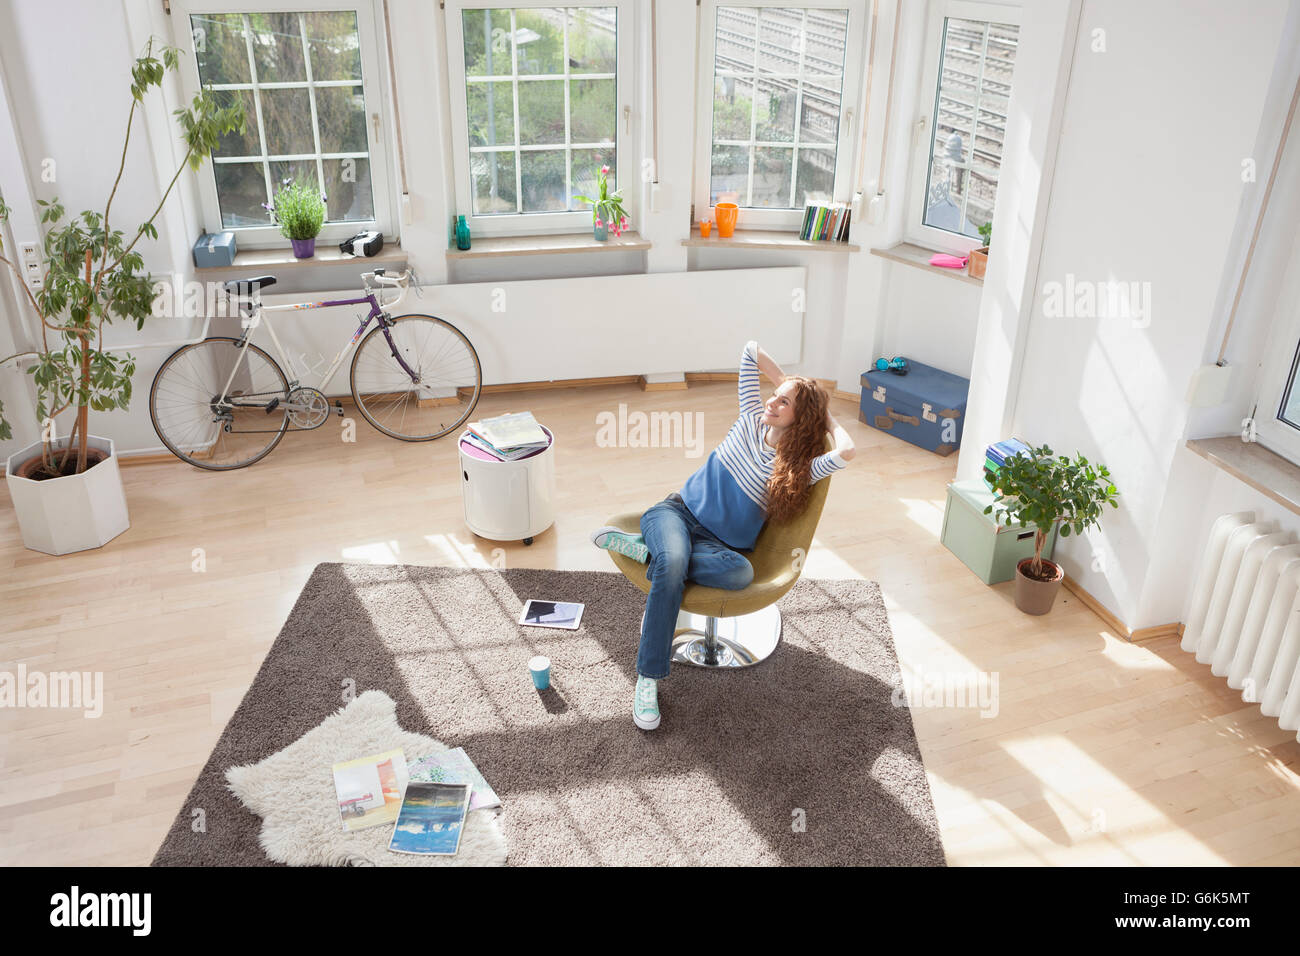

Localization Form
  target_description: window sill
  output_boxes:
[1186,436,1300,518]
[681,229,860,252]
[869,241,984,286]
[193,243,408,274]
[445,231,651,259]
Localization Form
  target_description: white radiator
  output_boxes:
[1182,512,1300,742]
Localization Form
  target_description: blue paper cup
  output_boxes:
[529,655,551,690]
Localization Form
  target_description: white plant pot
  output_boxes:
[5,435,130,555]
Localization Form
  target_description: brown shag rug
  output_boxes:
[152,563,945,866]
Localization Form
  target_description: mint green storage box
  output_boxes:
[941,479,1057,585]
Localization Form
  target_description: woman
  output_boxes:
[591,340,856,730]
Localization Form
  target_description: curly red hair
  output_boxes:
[766,376,830,524]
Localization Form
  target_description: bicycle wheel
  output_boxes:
[149,337,290,470]
[349,313,482,441]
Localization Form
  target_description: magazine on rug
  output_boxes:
[332,748,409,832]
[407,747,501,811]
[388,782,472,855]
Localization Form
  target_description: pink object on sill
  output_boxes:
[929,253,970,269]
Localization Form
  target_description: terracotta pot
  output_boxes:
[968,246,989,279]
[1014,557,1064,615]
[714,202,739,238]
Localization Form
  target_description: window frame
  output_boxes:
[443,0,636,239]
[1249,236,1300,463]
[906,0,1022,255]
[170,0,397,249]
[692,0,869,232]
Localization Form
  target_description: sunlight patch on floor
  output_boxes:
[897,495,948,538]
[340,540,403,564]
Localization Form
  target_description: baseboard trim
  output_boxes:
[639,376,689,391]
[1062,573,1180,643]
[17,373,859,473]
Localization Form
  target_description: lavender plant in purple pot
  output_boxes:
[265,178,325,258]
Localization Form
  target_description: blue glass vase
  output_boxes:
[593,221,609,242]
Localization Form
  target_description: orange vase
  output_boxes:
[714,202,739,238]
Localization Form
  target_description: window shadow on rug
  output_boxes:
[153,562,945,867]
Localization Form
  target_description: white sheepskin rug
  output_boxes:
[225,690,508,866]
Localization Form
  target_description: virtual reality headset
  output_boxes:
[339,231,385,257]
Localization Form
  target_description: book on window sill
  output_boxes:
[799,201,852,243]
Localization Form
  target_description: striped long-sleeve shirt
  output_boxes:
[679,340,846,550]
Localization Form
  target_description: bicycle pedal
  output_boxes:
[265,397,280,415]
[334,401,344,417]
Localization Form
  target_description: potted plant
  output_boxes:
[0,39,243,555]
[968,220,991,279]
[575,165,628,241]
[984,444,1120,615]
[266,177,326,258]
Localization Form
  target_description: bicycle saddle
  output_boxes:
[223,275,277,297]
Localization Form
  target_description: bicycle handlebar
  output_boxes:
[365,269,409,288]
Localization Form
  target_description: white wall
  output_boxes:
[958,0,1293,629]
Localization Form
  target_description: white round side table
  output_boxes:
[458,425,556,545]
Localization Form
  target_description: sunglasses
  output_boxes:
[874,356,909,375]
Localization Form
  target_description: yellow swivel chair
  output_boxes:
[603,441,833,669]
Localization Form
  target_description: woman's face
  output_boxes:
[762,381,799,428]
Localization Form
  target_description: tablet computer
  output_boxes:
[518,599,585,630]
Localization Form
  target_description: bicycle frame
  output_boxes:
[217,274,414,407]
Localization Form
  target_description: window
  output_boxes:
[445,2,634,237]
[173,1,394,247]
[694,1,867,231]
[909,1,1020,252]
[1250,235,1300,463]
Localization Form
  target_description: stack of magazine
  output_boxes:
[331,746,501,856]
[464,411,549,461]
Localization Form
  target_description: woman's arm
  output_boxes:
[826,409,856,462]
[755,343,786,387]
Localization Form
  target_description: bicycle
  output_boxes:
[149,268,482,470]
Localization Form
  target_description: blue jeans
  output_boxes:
[637,493,754,679]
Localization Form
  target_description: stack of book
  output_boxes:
[799,201,852,242]
[464,411,550,461]
[984,438,1031,491]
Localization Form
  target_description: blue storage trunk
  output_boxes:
[192,231,237,268]
[860,359,970,456]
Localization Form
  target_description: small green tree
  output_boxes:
[978,220,992,248]
[984,444,1120,580]
[0,39,244,475]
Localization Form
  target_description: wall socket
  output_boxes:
[19,241,39,261]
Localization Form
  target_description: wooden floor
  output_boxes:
[2,380,1298,866]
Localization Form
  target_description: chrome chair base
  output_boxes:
[669,606,782,668]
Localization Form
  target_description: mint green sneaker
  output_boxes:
[591,526,650,563]
[633,675,660,730]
